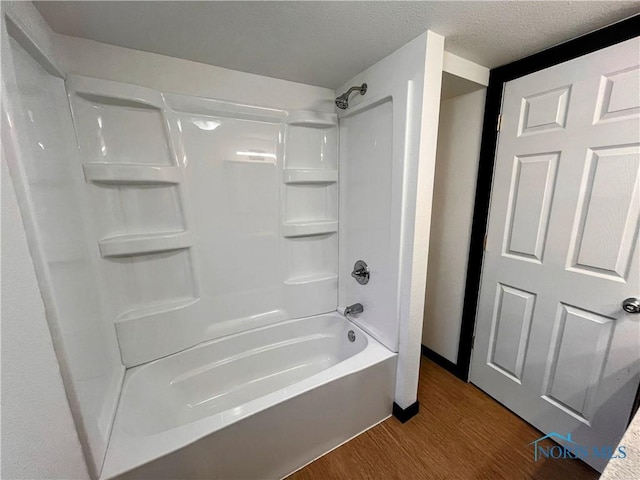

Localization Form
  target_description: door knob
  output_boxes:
[622,297,640,314]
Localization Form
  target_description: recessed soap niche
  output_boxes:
[103,249,197,321]
[285,233,338,282]
[284,233,338,318]
[89,183,186,239]
[284,183,337,224]
[71,92,174,166]
[285,125,337,171]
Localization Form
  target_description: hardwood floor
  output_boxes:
[290,358,598,480]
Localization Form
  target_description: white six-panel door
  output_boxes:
[470,37,640,472]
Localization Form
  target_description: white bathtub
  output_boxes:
[101,312,396,479]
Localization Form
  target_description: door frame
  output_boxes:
[456,14,640,382]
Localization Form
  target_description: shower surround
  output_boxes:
[65,75,342,366]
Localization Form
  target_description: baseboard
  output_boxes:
[392,401,419,423]
[421,344,461,378]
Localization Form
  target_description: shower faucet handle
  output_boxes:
[351,260,370,285]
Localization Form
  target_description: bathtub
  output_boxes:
[101,312,396,479]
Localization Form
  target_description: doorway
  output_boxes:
[465,18,639,473]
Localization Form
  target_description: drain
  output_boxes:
[348,330,356,342]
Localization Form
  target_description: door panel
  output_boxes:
[519,85,571,135]
[543,304,615,423]
[471,37,640,472]
[504,153,559,262]
[569,145,639,279]
[595,66,640,122]
[488,284,536,382]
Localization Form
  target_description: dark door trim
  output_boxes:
[456,14,640,382]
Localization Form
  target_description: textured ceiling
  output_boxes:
[35,1,640,89]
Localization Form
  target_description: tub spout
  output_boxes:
[344,303,363,316]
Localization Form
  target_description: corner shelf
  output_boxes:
[284,272,337,318]
[286,110,338,128]
[284,169,338,184]
[282,221,338,238]
[83,164,182,185]
[99,231,193,257]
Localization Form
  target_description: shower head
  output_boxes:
[335,95,349,110]
[335,83,367,110]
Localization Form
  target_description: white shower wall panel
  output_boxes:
[170,97,285,333]
[65,76,338,367]
[2,29,123,477]
[339,99,396,349]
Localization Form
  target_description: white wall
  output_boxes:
[53,34,335,112]
[1,156,90,480]
[422,88,486,363]
[405,30,445,399]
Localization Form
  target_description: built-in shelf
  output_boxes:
[99,231,193,257]
[116,297,199,323]
[281,221,338,238]
[284,169,338,184]
[84,164,182,185]
[286,110,338,128]
[284,272,337,318]
[284,273,338,286]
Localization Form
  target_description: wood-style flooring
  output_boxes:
[290,358,598,480]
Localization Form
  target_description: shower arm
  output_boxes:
[343,85,364,97]
[341,84,367,99]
